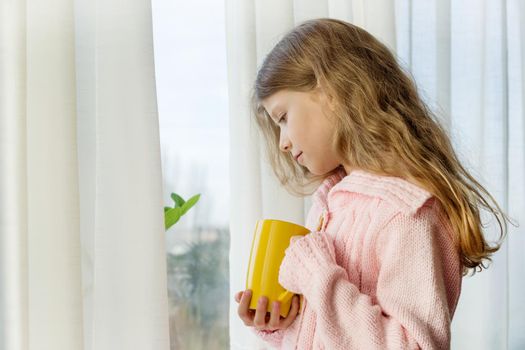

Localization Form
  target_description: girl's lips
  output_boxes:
[295,152,303,162]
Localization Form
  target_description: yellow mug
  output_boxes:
[245,219,310,318]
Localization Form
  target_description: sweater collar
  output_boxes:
[312,166,347,209]
[312,167,433,215]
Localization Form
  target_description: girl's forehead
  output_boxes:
[263,89,320,111]
[261,94,286,117]
[262,90,296,113]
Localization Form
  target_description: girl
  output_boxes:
[234,18,514,349]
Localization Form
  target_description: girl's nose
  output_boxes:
[279,138,291,153]
[279,130,291,153]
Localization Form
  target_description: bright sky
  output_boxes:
[151,0,230,229]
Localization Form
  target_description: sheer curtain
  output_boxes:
[395,1,524,348]
[225,0,524,349]
[0,0,169,349]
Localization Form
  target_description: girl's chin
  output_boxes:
[308,164,342,176]
[307,167,328,176]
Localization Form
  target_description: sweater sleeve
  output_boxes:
[277,204,459,349]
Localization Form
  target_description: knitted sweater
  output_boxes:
[250,167,462,349]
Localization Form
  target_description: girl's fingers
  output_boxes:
[280,295,300,328]
[237,290,253,325]
[236,292,299,331]
[253,296,269,330]
[267,300,281,329]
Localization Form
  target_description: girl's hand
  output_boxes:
[234,289,300,332]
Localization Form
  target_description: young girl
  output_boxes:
[234,18,514,349]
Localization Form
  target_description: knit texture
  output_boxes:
[250,168,462,349]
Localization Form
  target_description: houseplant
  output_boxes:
[164,192,200,230]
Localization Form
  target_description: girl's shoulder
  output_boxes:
[319,169,435,217]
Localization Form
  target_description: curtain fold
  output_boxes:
[226,0,524,349]
[225,1,266,348]
[0,0,170,349]
[83,1,170,349]
[1,0,84,349]
[26,0,84,346]
[1,0,29,349]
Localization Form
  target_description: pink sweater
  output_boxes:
[251,168,462,349]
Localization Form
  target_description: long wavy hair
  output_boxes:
[250,18,517,276]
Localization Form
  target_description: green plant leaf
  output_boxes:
[164,206,172,213]
[171,192,185,208]
[181,194,201,215]
[165,207,183,230]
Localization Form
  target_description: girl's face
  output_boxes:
[261,87,344,176]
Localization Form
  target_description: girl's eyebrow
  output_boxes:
[265,105,284,123]
[264,108,279,123]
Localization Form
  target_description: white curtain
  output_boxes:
[225,0,524,349]
[396,0,524,348]
[0,0,170,349]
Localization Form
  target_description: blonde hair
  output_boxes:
[250,18,518,276]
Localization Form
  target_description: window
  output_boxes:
[152,0,230,348]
